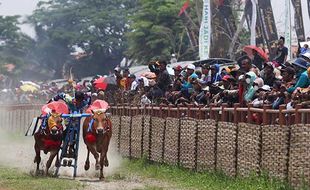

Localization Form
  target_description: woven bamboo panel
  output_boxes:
[163,117,179,165]
[196,119,216,171]
[289,124,310,187]
[261,124,289,180]
[180,118,197,169]
[217,121,237,177]
[237,123,261,177]
[150,117,165,163]
[131,115,143,158]
[142,115,151,157]
[119,116,131,157]
[111,115,121,147]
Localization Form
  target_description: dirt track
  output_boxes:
[0,130,178,190]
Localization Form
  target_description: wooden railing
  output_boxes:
[110,103,310,125]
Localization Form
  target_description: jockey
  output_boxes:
[47,91,91,157]
[48,91,91,113]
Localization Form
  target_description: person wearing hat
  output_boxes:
[244,71,257,103]
[252,85,271,108]
[210,64,222,83]
[287,58,310,93]
[173,65,183,81]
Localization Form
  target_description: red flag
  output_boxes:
[178,0,190,16]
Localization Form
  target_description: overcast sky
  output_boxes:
[0,0,40,38]
[0,0,310,41]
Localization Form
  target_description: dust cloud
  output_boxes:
[0,128,123,178]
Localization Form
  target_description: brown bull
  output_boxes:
[82,109,112,180]
[33,112,63,176]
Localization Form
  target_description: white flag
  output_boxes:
[250,0,257,45]
[284,0,292,59]
[199,0,211,60]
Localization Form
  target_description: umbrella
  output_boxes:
[41,101,69,115]
[192,58,236,67]
[20,84,39,92]
[93,76,117,91]
[20,81,40,89]
[243,45,269,61]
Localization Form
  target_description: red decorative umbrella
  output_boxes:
[93,76,116,90]
[86,100,109,113]
[243,45,269,61]
[41,101,69,115]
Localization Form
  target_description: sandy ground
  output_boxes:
[0,129,178,190]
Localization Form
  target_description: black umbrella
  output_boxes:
[192,58,236,67]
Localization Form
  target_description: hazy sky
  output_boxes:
[0,0,40,38]
[0,0,310,41]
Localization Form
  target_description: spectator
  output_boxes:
[240,57,253,73]
[148,60,172,100]
[273,37,288,65]
[201,64,210,82]
[244,71,257,103]
[288,58,309,93]
[281,66,295,88]
[262,62,277,86]
[210,64,222,83]
[113,67,122,88]
[252,49,265,70]
[300,44,310,55]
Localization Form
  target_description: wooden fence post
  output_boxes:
[295,104,302,124]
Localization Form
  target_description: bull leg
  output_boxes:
[99,152,104,180]
[34,143,41,175]
[84,148,90,171]
[55,152,60,168]
[88,144,100,170]
[45,150,58,176]
[103,137,111,167]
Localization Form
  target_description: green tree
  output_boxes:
[126,0,195,64]
[0,16,36,77]
[29,0,137,78]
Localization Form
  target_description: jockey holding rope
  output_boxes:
[48,91,91,113]
[47,91,91,157]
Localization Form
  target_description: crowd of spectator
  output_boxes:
[112,43,310,110]
[1,37,310,110]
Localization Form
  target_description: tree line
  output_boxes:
[0,0,246,80]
